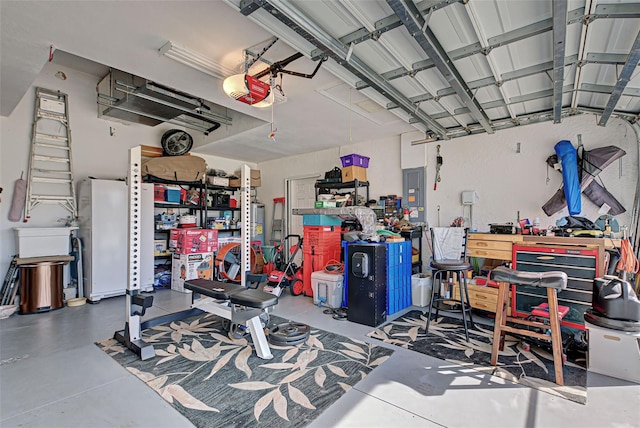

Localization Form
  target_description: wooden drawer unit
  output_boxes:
[452,282,511,314]
[512,244,599,330]
[467,233,523,261]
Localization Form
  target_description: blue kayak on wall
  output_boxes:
[554,140,581,215]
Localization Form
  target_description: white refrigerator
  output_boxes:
[78,178,154,303]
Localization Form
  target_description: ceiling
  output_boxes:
[2,1,640,162]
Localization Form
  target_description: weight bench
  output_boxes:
[184,279,278,360]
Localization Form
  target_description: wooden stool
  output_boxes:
[489,266,568,386]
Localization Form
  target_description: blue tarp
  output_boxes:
[554,140,581,215]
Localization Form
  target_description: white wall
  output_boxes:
[257,134,403,238]
[423,115,637,232]
[3,63,637,279]
[0,62,254,278]
[258,114,638,240]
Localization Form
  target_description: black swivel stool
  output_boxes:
[426,227,474,342]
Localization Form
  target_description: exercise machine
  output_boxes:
[184,279,276,359]
[115,150,274,360]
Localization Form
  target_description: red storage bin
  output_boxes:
[304,226,341,247]
[303,248,342,297]
[302,226,342,296]
[154,184,165,201]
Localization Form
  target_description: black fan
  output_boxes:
[161,129,193,156]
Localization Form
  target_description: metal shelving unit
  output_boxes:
[314,180,370,205]
[206,184,241,236]
[146,175,208,226]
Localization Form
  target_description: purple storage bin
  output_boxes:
[340,154,370,168]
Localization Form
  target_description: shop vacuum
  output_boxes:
[584,276,640,331]
[584,275,640,383]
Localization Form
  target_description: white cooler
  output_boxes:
[586,321,640,384]
[311,271,343,309]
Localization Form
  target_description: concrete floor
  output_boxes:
[1,289,639,427]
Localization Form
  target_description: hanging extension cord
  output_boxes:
[323,260,344,274]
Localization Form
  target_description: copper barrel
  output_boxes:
[19,262,64,314]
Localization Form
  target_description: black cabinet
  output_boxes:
[315,180,370,206]
[347,244,387,327]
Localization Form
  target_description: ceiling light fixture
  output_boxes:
[223,74,274,108]
[159,41,233,80]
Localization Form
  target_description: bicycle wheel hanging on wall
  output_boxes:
[161,129,193,156]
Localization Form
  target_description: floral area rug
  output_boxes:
[97,313,393,427]
[367,310,587,404]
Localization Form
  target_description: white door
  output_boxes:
[287,176,317,264]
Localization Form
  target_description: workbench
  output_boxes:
[468,233,620,273]
[463,233,621,317]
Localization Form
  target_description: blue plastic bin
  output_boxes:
[303,214,342,226]
[165,188,180,203]
[342,240,412,315]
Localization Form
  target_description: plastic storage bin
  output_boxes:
[340,153,370,168]
[386,241,412,315]
[154,184,165,201]
[311,271,344,308]
[411,274,432,307]
[165,188,181,203]
[14,227,75,258]
[302,214,342,226]
[303,226,342,296]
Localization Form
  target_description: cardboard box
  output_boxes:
[154,239,167,255]
[209,176,229,187]
[169,228,218,254]
[218,236,242,247]
[171,252,214,293]
[229,169,261,188]
[250,169,261,187]
[341,166,367,182]
[480,258,503,277]
[314,200,337,208]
